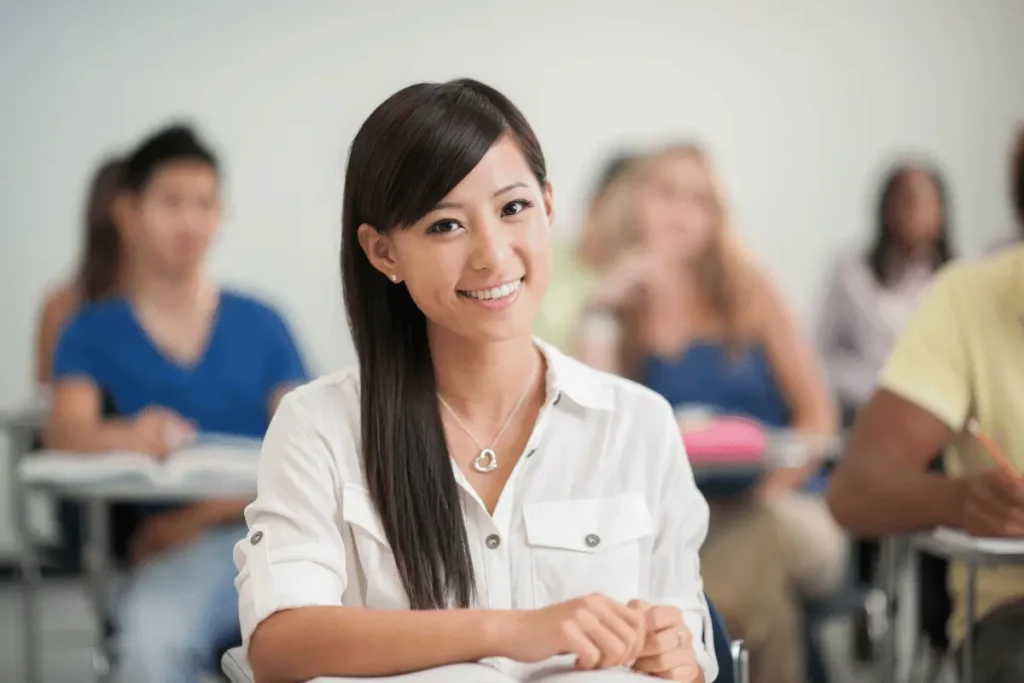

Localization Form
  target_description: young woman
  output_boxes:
[819,162,953,422]
[35,156,126,384]
[574,144,843,683]
[235,80,716,683]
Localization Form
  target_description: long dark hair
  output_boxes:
[340,79,547,610]
[77,157,126,301]
[866,162,953,287]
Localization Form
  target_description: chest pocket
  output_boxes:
[523,492,654,606]
[341,484,408,609]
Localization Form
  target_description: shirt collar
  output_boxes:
[533,338,615,412]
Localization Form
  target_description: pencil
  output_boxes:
[966,419,1018,477]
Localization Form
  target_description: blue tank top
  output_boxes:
[641,343,791,428]
[640,342,826,495]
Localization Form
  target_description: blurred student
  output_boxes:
[575,143,843,683]
[531,152,636,352]
[818,161,954,658]
[818,162,953,423]
[828,126,1024,683]
[45,124,308,683]
[35,156,126,384]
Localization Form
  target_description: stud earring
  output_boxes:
[390,274,398,282]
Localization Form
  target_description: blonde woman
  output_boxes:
[575,144,844,683]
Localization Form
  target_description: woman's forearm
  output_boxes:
[249,606,514,683]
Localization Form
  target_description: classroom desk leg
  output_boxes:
[962,565,977,683]
[84,499,113,683]
[13,428,43,683]
[878,536,903,683]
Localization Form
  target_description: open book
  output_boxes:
[20,434,263,491]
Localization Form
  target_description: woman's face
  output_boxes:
[362,136,554,345]
[634,153,716,264]
[889,169,944,250]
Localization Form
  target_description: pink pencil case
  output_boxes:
[681,416,767,464]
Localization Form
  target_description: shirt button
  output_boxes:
[485,534,501,550]
[585,534,601,548]
[250,531,264,546]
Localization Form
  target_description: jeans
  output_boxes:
[112,523,245,683]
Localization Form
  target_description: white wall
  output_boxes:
[4,0,1024,401]
[2,1,1023,402]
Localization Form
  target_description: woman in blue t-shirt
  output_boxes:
[575,143,844,683]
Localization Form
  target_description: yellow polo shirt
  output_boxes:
[880,246,1024,644]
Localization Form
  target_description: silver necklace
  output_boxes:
[438,359,539,474]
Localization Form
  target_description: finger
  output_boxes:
[641,626,684,657]
[599,600,646,665]
[633,646,688,675]
[658,663,701,682]
[646,605,683,633]
[563,620,602,671]
[982,469,1024,504]
[577,611,630,670]
[966,489,1024,535]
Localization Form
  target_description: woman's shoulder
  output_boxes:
[39,281,81,326]
[281,366,361,420]
[542,344,676,431]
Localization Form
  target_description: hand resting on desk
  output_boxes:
[628,600,703,682]
[127,406,196,459]
[960,466,1024,538]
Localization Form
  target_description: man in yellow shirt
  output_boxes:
[828,130,1024,682]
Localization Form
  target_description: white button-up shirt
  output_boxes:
[234,342,717,681]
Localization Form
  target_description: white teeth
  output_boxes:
[463,279,522,300]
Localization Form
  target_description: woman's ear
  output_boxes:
[357,224,402,282]
[542,180,556,228]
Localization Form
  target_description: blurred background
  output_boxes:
[1,1,1023,682]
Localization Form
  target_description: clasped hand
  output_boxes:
[503,593,701,681]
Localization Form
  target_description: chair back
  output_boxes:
[706,597,736,683]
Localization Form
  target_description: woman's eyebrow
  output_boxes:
[433,182,529,211]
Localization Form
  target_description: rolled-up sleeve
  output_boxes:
[234,391,349,647]
[647,399,718,682]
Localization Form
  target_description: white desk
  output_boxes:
[0,400,48,683]
[222,648,697,683]
[17,445,260,683]
[878,529,1024,683]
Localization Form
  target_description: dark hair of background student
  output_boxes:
[121,123,219,193]
[77,157,126,301]
[340,79,546,610]
[866,163,953,287]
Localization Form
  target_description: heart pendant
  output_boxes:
[473,448,498,473]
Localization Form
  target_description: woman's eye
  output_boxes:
[427,219,462,235]
[501,199,534,217]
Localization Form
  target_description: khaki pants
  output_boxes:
[700,493,846,683]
